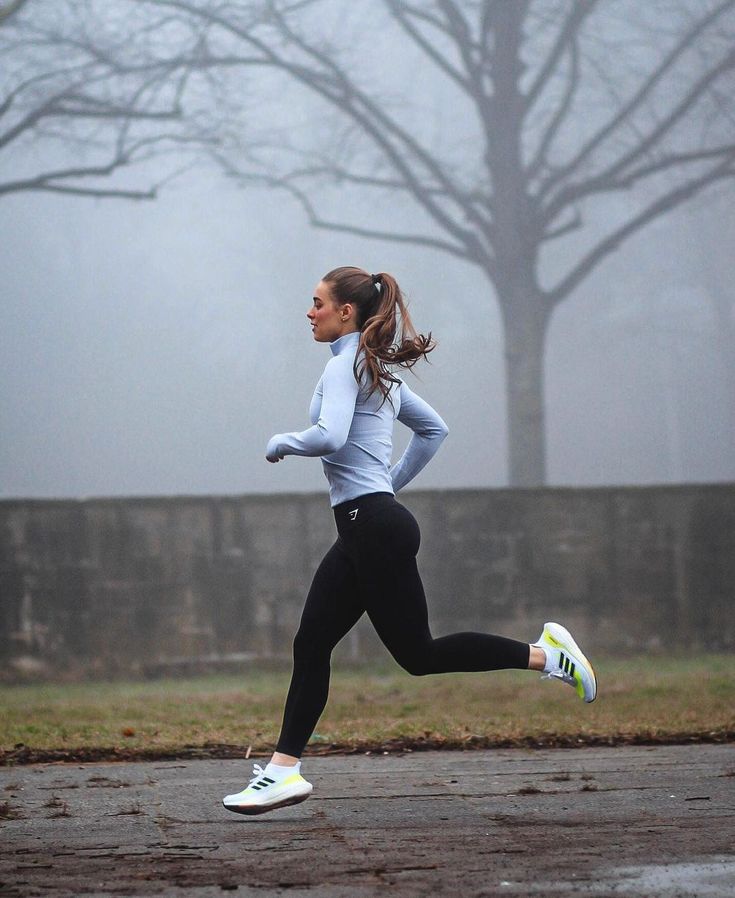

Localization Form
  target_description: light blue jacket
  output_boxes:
[266,331,449,506]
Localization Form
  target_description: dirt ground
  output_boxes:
[1,744,734,897]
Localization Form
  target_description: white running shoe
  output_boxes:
[223,764,313,816]
[534,621,598,703]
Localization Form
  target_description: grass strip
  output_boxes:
[1,655,732,764]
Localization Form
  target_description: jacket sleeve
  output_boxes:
[266,354,358,460]
[390,381,448,492]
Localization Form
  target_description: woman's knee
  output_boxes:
[292,625,331,666]
[396,652,433,677]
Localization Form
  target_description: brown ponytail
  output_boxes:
[322,266,435,403]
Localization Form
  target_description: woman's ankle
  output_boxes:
[528,644,547,672]
[270,752,300,767]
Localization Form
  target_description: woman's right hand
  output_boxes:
[266,435,285,463]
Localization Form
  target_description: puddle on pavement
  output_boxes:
[605,858,735,895]
[495,858,735,896]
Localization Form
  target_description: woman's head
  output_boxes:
[307,278,357,344]
[313,266,435,401]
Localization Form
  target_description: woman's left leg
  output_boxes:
[275,537,364,758]
[222,538,364,815]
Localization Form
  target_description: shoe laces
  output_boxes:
[248,763,267,786]
[541,669,576,687]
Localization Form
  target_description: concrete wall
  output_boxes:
[1,485,733,677]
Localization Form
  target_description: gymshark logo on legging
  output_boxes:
[349,508,358,521]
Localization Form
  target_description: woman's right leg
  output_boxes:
[351,503,530,675]
[352,504,595,701]
[274,538,365,759]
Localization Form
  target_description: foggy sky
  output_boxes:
[3,0,735,499]
[1,166,733,500]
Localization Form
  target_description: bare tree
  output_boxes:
[0,0,205,200]
[7,0,735,484]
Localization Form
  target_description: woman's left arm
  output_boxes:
[266,354,359,461]
[390,381,449,491]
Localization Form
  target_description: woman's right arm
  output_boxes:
[265,354,358,461]
[390,381,449,492]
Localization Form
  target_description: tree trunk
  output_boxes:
[484,3,549,486]
[498,277,550,487]
[711,290,735,459]
[688,212,735,465]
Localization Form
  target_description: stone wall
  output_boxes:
[1,484,733,677]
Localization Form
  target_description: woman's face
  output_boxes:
[306,281,355,342]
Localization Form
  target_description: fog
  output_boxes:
[1,1,734,499]
[1,171,732,499]
[0,173,497,497]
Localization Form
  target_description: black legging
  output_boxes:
[275,492,530,757]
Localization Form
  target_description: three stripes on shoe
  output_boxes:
[249,776,276,791]
[558,651,576,678]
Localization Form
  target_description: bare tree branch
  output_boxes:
[435,0,483,86]
[384,0,469,92]
[215,152,473,261]
[264,160,453,197]
[540,38,735,227]
[0,2,205,200]
[143,0,493,264]
[2,181,156,199]
[523,0,598,111]
[537,0,735,199]
[584,44,735,185]
[386,2,447,35]
[0,160,156,198]
[547,153,735,304]
[526,29,580,183]
[541,207,581,242]
[543,142,735,228]
[267,0,492,238]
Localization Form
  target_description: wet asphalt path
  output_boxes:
[1,744,734,897]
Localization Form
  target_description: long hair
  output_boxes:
[322,266,435,403]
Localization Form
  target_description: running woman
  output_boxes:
[223,266,597,816]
